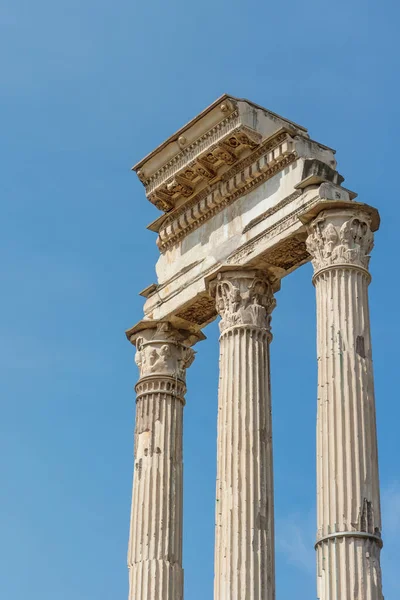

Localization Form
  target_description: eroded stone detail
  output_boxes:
[144,109,241,191]
[135,339,194,381]
[308,208,383,600]
[157,133,296,251]
[147,126,262,208]
[127,322,198,600]
[263,235,310,272]
[209,269,276,600]
[175,294,217,326]
[133,322,195,382]
[135,377,186,405]
[127,95,386,600]
[209,270,276,333]
[306,209,374,273]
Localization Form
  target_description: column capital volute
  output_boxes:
[205,267,276,335]
[300,201,380,277]
[125,319,204,382]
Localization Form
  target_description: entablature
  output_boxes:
[129,95,355,335]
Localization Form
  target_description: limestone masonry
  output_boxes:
[126,95,384,599]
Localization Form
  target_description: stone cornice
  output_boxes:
[146,121,264,212]
[142,108,241,191]
[157,131,296,251]
[133,94,308,178]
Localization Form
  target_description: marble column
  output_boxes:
[127,322,197,600]
[209,270,276,600]
[306,208,383,600]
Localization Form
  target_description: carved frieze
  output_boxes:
[208,271,276,334]
[306,210,374,273]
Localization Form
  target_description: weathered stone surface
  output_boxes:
[126,95,386,600]
[132,95,341,330]
[306,208,374,272]
[306,208,383,600]
[127,322,200,600]
[208,270,276,600]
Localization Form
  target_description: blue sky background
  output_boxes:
[1,1,399,598]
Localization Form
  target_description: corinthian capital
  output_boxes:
[306,209,374,274]
[129,321,197,382]
[208,270,276,334]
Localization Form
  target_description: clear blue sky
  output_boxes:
[1,1,399,598]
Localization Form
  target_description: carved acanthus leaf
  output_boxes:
[209,272,276,333]
[306,211,374,273]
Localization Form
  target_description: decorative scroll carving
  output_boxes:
[193,158,216,180]
[133,323,195,382]
[150,190,175,212]
[144,109,241,191]
[233,130,260,149]
[165,175,194,198]
[144,125,264,212]
[209,271,276,334]
[212,143,237,165]
[306,210,374,273]
[225,130,260,150]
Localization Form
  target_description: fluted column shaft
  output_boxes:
[127,323,196,600]
[209,270,276,600]
[307,208,383,600]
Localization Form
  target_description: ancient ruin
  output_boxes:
[126,95,384,599]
